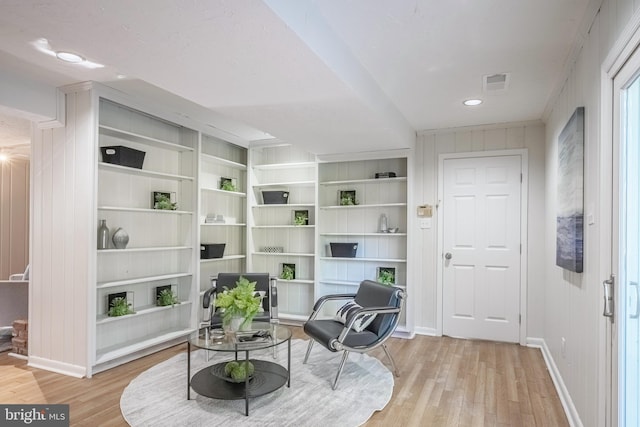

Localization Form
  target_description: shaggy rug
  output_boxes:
[120,339,393,426]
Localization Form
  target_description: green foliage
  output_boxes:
[214,276,262,329]
[221,180,236,192]
[157,289,179,306]
[340,195,357,206]
[225,360,254,381]
[108,297,134,317]
[377,269,395,286]
[280,265,295,280]
[154,193,177,210]
[294,213,307,225]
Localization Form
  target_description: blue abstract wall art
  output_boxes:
[556,107,584,273]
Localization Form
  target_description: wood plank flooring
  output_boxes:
[0,327,568,426]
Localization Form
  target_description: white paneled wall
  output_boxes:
[29,89,94,376]
[413,122,546,336]
[0,158,29,279]
[542,1,640,425]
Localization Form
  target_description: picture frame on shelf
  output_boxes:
[293,209,309,226]
[106,291,135,317]
[376,267,396,286]
[281,263,296,280]
[220,177,237,192]
[152,191,177,210]
[338,190,357,206]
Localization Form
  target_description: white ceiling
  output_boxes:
[0,0,590,155]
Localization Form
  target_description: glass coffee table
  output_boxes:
[187,322,291,416]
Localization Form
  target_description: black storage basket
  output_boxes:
[330,242,358,258]
[262,190,289,204]
[201,243,226,259]
[101,146,146,169]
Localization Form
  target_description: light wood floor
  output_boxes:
[0,327,568,426]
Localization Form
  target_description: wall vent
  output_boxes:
[483,73,510,92]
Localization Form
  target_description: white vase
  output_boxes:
[229,316,251,332]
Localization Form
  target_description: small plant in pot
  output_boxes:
[280,264,295,280]
[221,180,236,192]
[214,276,262,331]
[154,193,177,210]
[157,288,179,307]
[377,267,395,286]
[108,297,134,317]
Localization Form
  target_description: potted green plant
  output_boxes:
[157,288,179,307]
[214,276,262,331]
[293,211,308,225]
[221,178,236,192]
[281,264,295,280]
[108,296,135,317]
[153,193,177,210]
[377,267,395,286]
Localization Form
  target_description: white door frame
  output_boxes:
[600,10,640,427]
[436,149,529,345]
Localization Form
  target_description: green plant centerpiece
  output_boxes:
[154,193,177,210]
[157,288,179,307]
[224,360,255,382]
[108,297,134,317]
[214,276,262,331]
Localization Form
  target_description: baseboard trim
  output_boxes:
[413,326,438,336]
[28,355,86,378]
[526,337,583,427]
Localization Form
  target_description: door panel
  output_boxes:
[442,155,521,342]
[613,51,640,427]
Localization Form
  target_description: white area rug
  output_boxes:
[120,339,393,426]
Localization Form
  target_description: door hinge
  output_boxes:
[520,173,523,183]
[520,243,522,254]
[519,314,521,324]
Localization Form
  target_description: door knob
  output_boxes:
[445,253,452,260]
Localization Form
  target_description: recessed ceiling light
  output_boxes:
[56,51,84,63]
[463,99,483,106]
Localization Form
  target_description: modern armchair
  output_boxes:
[303,280,405,390]
[201,273,279,330]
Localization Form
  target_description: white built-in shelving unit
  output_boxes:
[198,135,248,295]
[317,157,409,328]
[95,99,198,369]
[248,145,317,322]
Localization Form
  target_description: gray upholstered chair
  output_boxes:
[303,280,405,389]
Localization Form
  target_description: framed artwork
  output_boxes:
[556,107,584,273]
[338,190,357,206]
[293,209,309,225]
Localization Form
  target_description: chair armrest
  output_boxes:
[338,305,401,343]
[269,276,279,322]
[202,287,217,309]
[307,293,357,322]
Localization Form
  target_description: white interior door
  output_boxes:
[442,155,522,342]
[611,44,640,427]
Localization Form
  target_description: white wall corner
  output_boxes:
[28,356,86,378]
[526,337,583,427]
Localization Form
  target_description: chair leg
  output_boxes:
[303,339,314,364]
[382,343,400,377]
[332,351,350,390]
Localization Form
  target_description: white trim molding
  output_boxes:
[28,356,86,379]
[527,338,583,427]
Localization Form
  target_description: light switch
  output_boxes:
[420,218,432,229]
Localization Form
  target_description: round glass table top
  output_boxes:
[189,322,291,352]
